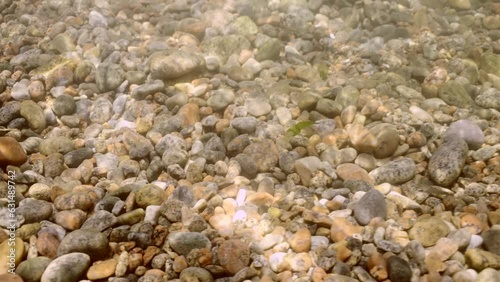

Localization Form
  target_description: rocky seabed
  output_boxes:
[0,0,500,282]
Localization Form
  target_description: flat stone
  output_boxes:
[409,216,450,247]
[482,227,500,255]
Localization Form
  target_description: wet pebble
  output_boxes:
[428,139,468,186]
[40,253,90,282]
[353,189,387,225]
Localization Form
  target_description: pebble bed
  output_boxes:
[0,0,500,282]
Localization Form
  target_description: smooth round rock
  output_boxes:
[353,189,387,226]
[167,232,211,256]
[57,228,110,261]
[444,119,484,150]
[16,257,52,282]
[41,253,90,282]
[387,256,412,282]
[0,136,27,167]
[428,139,468,186]
[409,216,450,247]
[369,158,416,185]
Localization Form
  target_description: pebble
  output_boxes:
[444,119,485,150]
[167,232,211,257]
[481,227,500,255]
[465,248,500,271]
[387,255,412,282]
[86,259,117,280]
[40,253,90,282]
[15,257,52,282]
[179,267,214,282]
[0,237,24,274]
[218,239,250,275]
[336,163,374,185]
[288,227,312,253]
[0,137,28,167]
[428,139,469,187]
[57,228,110,261]
[409,216,450,247]
[369,158,416,185]
[353,189,387,225]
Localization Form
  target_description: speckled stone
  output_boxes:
[167,232,211,257]
[218,239,250,275]
[428,139,468,187]
[40,253,90,282]
[409,216,450,247]
[444,120,485,150]
[57,228,110,261]
[369,158,416,185]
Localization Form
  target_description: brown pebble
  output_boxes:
[368,252,388,281]
[217,239,250,275]
[173,255,188,273]
[0,137,28,167]
[36,232,60,259]
[288,227,311,253]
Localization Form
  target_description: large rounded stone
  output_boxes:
[16,257,52,282]
[409,216,450,247]
[57,229,110,261]
[368,123,400,158]
[0,137,27,167]
[167,232,211,256]
[20,100,46,132]
[443,119,484,150]
[428,139,468,187]
[41,253,90,282]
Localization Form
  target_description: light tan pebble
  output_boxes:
[432,237,459,261]
[115,251,129,277]
[288,227,311,253]
[311,266,327,282]
[287,252,313,272]
[347,124,378,154]
[246,192,274,207]
[54,209,87,230]
[27,235,37,259]
[465,248,500,271]
[330,217,363,243]
[127,253,142,273]
[409,216,451,247]
[28,183,51,201]
[425,252,446,273]
[303,209,334,227]
[0,273,24,282]
[477,268,500,282]
[461,213,489,234]
[398,210,418,230]
[374,183,391,195]
[87,259,117,280]
[135,265,147,276]
[36,232,59,259]
[368,251,388,281]
[269,252,291,273]
[409,105,433,122]
[0,237,24,273]
[173,255,188,273]
[332,240,352,262]
[336,163,374,185]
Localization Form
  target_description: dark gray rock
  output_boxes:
[353,189,387,225]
